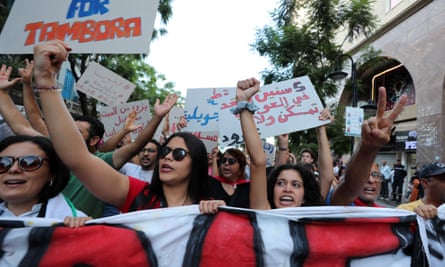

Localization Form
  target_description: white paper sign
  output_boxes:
[191,131,219,154]
[345,106,364,137]
[0,0,159,54]
[219,76,328,147]
[183,87,234,132]
[75,62,135,106]
[99,100,151,141]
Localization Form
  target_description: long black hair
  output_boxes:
[129,132,209,210]
[267,164,324,208]
[0,135,70,203]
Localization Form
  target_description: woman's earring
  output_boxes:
[49,180,53,187]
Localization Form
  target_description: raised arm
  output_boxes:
[99,109,142,152]
[275,134,290,166]
[34,40,129,208]
[111,93,178,169]
[19,59,49,136]
[0,64,42,136]
[331,87,407,205]
[316,108,335,199]
[235,78,269,210]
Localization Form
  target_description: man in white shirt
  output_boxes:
[380,160,392,199]
[119,139,161,183]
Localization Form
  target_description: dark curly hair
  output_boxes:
[0,135,70,203]
[267,164,324,208]
[74,115,105,149]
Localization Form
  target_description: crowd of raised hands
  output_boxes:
[2,40,438,230]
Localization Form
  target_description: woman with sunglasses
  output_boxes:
[33,40,223,215]
[0,135,87,219]
[208,148,251,208]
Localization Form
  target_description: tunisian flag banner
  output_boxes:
[0,206,444,267]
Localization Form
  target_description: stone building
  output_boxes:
[337,0,444,177]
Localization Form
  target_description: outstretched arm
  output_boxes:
[331,87,407,205]
[0,64,42,136]
[34,40,129,208]
[19,59,49,136]
[316,108,335,199]
[275,134,290,166]
[111,94,178,169]
[236,78,269,210]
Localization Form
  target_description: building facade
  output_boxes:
[337,0,444,181]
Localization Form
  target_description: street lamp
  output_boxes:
[328,54,357,107]
[328,54,357,154]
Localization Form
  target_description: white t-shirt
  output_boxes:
[119,162,154,183]
[0,193,87,218]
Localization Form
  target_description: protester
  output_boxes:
[119,139,161,183]
[208,147,250,208]
[33,40,223,215]
[229,77,267,210]
[267,164,324,208]
[19,59,50,136]
[353,163,384,207]
[269,108,335,200]
[0,135,86,219]
[0,61,185,218]
[103,139,161,216]
[404,170,423,202]
[300,148,316,164]
[329,87,407,206]
[209,146,221,177]
[228,78,321,210]
[392,159,407,203]
[397,162,445,219]
[379,160,392,199]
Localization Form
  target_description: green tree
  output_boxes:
[253,0,377,157]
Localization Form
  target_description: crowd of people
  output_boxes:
[0,40,442,229]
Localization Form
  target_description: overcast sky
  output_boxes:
[147,0,278,97]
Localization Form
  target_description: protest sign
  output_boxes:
[76,62,135,106]
[0,0,159,54]
[183,87,233,132]
[219,76,328,147]
[99,100,150,141]
[345,106,364,137]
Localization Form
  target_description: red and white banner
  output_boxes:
[0,206,443,266]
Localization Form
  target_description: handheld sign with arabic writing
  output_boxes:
[219,76,328,148]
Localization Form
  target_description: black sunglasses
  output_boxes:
[159,147,189,161]
[221,157,237,165]
[0,155,48,173]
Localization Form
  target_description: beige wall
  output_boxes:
[360,0,445,164]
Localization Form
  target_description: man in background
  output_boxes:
[392,159,407,203]
[380,160,392,199]
[397,162,445,219]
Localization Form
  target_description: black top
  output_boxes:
[207,176,250,208]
